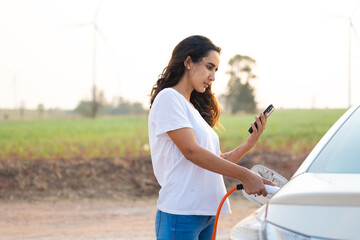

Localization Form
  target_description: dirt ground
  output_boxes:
[0,195,257,240]
[0,152,307,239]
[0,152,306,201]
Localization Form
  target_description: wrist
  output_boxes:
[242,142,253,152]
[236,165,252,182]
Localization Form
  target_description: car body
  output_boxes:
[229,105,360,240]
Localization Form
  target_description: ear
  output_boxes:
[184,56,192,69]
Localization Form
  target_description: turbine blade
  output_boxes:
[94,0,104,22]
[0,65,13,75]
[326,14,347,19]
[351,3,360,16]
[96,27,115,53]
[56,22,93,30]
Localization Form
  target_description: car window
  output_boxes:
[308,106,360,173]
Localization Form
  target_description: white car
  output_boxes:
[230,105,360,240]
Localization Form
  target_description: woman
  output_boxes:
[148,35,273,240]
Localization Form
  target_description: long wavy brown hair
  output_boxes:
[150,35,222,127]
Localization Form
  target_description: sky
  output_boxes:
[0,0,360,110]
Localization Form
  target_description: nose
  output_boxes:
[209,70,216,82]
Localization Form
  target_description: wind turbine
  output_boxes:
[63,0,111,118]
[1,66,26,110]
[329,4,360,108]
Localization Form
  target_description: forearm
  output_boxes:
[222,112,268,163]
[221,143,252,164]
[184,144,250,182]
[167,127,271,196]
[167,128,253,184]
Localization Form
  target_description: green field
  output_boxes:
[0,109,347,161]
[217,109,346,153]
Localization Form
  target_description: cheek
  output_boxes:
[194,67,207,78]
[195,71,206,83]
[189,66,207,84]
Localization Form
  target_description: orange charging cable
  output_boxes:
[212,184,243,240]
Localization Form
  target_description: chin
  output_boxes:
[195,87,207,93]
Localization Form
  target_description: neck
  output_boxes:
[172,76,194,101]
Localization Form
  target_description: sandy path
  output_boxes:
[0,195,258,240]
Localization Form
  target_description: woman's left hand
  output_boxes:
[246,112,268,148]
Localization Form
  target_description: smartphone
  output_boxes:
[248,104,275,134]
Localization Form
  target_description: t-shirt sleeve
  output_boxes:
[153,90,192,137]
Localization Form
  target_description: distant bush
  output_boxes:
[74,97,147,117]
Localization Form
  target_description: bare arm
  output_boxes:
[167,125,273,196]
[221,113,268,164]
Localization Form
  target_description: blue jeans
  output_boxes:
[155,210,215,240]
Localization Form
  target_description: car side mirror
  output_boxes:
[242,164,288,206]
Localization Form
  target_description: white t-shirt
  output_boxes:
[148,88,231,215]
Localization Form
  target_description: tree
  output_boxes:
[75,94,147,117]
[223,54,257,114]
[91,86,106,118]
[131,102,145,115]
[74,100,93,117]
[75,87,106,117]
[109,97,146,115]
[19,101,25,118]
[37,103,45,118]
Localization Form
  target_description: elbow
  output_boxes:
[181,145,201,163]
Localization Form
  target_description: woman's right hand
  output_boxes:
[241,169,275,197]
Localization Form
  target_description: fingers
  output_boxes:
[259,186,268,197]
[250,122,257,134]
[244,176,277,197]
[249,115,262,135]
[258,179,277,196]
[261,112,267,127]
[255,115,261,131]
[243,171,268,196]
[263,178,276,186]
[258,113,267,130]
[253,113,267,134]
[250,187,267,197]
[249,116,260,135]
[252,187,267,197]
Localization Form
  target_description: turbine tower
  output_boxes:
[64,0,110,117]
[330,4,360,108]
[2,66,26,110]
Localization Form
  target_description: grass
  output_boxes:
[217,109,347,153]
[0,116,149,161]
[0,109,347,161]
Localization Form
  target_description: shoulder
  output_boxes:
[150,88,190,119]
[156,88,179,99]
[153,88,184,107]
